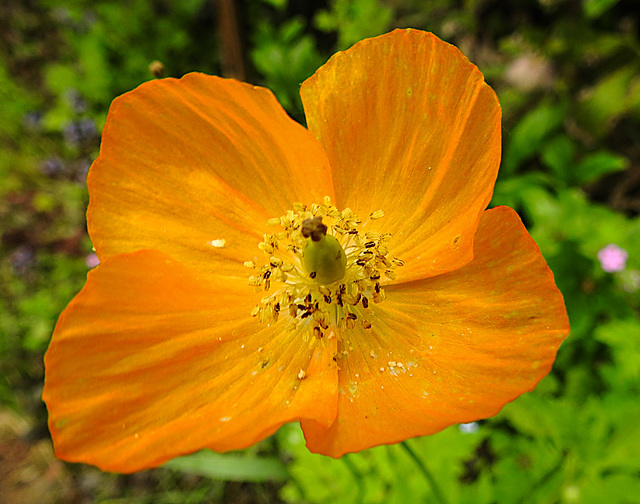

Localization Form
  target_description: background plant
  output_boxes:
[1,0,638,502]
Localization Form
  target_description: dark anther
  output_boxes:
[301,216,327,242]
[274,302,280,313]
[370,273,381,280]
[301,311,312,319]
[347,312,357,320]
[305,293,312,303]
[263,270,271,279]
[365,241,376,248]
[356,259,367,266]
[309,271,317,279]
[324,295,331,304]
[362,296,369,309]
[374,283,381,293]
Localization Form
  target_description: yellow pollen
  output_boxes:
[247,197,403,340]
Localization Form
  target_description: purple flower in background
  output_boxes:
[40,157,66,177]
[10,246,36,276]
[23,111,43,129]
[75,158,93,184]
[63,118,97,147]
[66,89,88,114]
[597,244,628,272]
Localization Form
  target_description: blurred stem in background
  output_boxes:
[216,0,247,80]
[401,441,450,504]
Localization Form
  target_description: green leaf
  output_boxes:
[582,474,640,503]
[315,0,393,50]
[165,449,288,482]
[279,424,482,504]
[491,171,554,211]
[575,65,638,138]
[594,318,640,387]
[573,151,628,185]
[261,0,287,9]
[583,0,620,19]
[502,102,567,174]
[77,26,112,104]
[540,135,576,183]
[251,18,324,116]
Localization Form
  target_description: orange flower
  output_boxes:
[43,29,569,473]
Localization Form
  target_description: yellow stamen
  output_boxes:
[247,197,403,340]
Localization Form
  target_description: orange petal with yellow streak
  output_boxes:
[301,29,502,283]
[88,73,334,279]
[302,206,569,456]
[43,250,338,473]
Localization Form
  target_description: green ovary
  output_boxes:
[303,233,347,285]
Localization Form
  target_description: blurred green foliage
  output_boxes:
[1,0,639,502]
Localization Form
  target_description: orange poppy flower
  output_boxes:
[43,29,569,473]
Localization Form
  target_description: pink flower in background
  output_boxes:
[597,244,628,273]
[85,253,100,268]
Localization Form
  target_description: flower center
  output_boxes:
[246,197,403,340]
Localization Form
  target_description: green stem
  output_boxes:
[400,441,450,504]
[515,451,566,504]
[342,455,365,504]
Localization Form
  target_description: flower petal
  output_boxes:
[43,250,338,472]
[89,73,334,278]
[301,206,568,456]
[301,29,501,282]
